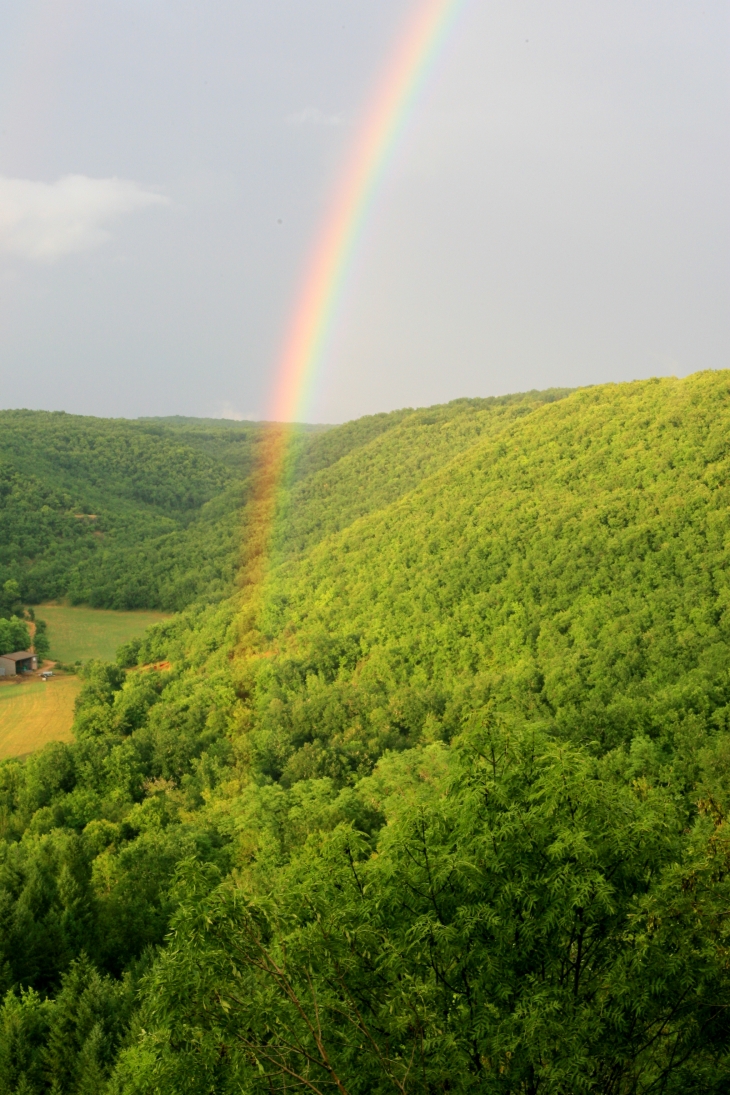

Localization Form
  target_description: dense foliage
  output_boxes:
[0,618,30,657]
[4,374,730,1091]
[0,581,30,656]
[0,397,566,612]
[0,412,317,611]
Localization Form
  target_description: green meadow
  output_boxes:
[0,676,80,759]
[37,604,171,663]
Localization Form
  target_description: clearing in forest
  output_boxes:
[37,604,171,663]
[0,676,81,759]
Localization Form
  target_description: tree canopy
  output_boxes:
[3,374,730,1092]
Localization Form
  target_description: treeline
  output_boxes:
[0,617,30,656]
[5,375,730,1090]
[0,580,31,656]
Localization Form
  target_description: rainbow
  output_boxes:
[269,0,468,424]
[241,0,467,597]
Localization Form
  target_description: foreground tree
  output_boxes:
[113,721,730,1094]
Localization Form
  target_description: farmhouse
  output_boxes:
[0,650,37,677]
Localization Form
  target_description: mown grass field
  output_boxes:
[38,604,171,663]
[0,606,170,759]
[0,677,81,759]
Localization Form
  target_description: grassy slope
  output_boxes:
[0,676,80,758]
[38,605,172,663]
[8,375,719,771]
[0,607,170,759]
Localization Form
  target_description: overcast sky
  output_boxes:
[0,0,727,423]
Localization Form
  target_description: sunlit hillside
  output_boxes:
[3,373,730,1093]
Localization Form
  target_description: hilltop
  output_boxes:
[2,374,730,1093]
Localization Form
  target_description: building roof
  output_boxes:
[0,651,35,662]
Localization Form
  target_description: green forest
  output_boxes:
[0,411,272,611]
[3,373,730,1092]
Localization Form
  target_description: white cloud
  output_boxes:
[218,402,255,421]
[287,107,343,127]
[0,174,168,262]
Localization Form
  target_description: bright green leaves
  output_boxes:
[120,723,730,1093]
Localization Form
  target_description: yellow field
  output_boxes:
[0,605,172,760]
[37,604,171,663]
[0,676,81,759]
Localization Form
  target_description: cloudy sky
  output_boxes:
[0,1,727,423]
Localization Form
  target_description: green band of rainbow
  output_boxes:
[269,0,467,424]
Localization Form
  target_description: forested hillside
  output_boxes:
[0,411,265,609]
[0,393,566,611]
[3,374,730,1093]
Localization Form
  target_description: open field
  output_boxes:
[0,606,171,760]
[37,604,171,663]
[0,676,81,759]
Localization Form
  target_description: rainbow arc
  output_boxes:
[241,0,467,605]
